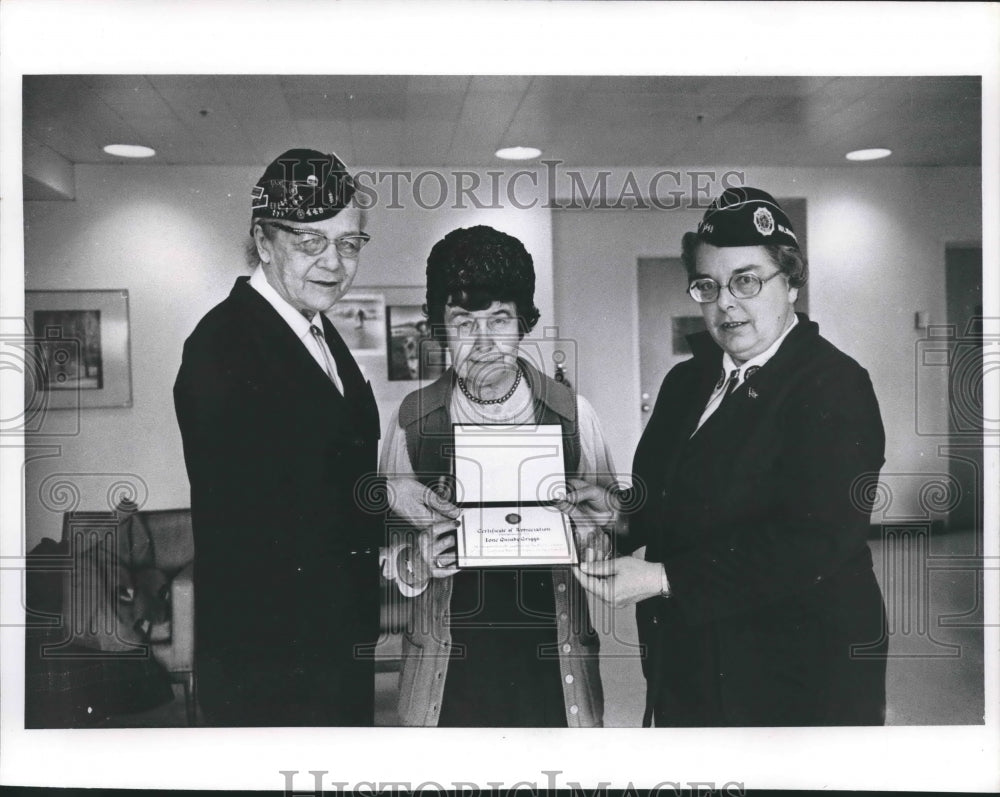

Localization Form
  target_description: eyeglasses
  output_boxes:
[262,221,371,258]
[451,315,517,337]
[687,270,785,303]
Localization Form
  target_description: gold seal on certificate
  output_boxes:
[452,423,578,568]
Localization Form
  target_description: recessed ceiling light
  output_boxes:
[103,144,156,158]
[845,148,892,162]
[495,146,542,161]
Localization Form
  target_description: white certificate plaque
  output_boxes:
[452,424,578,568]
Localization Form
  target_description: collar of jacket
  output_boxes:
[686,311,818,366]
[229,276,379,424]
[398,357,576,429]
[232,274,282,322]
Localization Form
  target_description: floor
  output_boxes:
[96,644,402,728]
[99,528,984,728]
[595,526,986,727]
[874,525,985,724]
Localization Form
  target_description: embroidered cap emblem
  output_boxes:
[753,206,775,236]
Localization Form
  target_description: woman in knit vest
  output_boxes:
[379,225,617,727]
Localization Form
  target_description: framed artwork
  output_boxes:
[324,291,386,355]
[672,315,706,355]
[385,303,449,381]
[25,289,133,409]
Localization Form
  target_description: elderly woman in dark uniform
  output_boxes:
[574,187,888,726]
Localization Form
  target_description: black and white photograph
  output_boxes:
[386,303,447,381]
[24,288,133,409]
[0,0,997,794]
[327,291,386,356]
[34,310,103,390]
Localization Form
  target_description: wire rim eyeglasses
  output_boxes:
[687,270,785,303]
[450,315,518,337]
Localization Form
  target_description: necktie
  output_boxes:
[310,324,343,394]
[692,367,741,435]
[722,368,740,397]
[716,368,741,410]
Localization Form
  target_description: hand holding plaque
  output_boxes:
[452,424,578,568]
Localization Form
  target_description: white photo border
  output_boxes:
[1,0,998,792]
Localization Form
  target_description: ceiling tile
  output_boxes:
[216,75,293,121]
[468,76,532,94]
[293,119,355,156]
[19,75,981,171]
[404,92,465,122]
[241,120,317,163]
[406,75,470,94]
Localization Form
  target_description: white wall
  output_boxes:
[553,166,982,523]
[23,164,554,549]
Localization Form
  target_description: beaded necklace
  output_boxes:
[456,366,523,405]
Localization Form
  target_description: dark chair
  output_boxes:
[61,506,196,725]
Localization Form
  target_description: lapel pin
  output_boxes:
[748,387,759,399]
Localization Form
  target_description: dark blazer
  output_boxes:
[174,276,382,726]
[627,314,888,726]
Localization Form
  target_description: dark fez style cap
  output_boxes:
[697,186,798,247]
[251,148,356,222]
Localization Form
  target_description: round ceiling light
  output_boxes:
[495,146,542,161]
[845,148,892,162]
[103,144,156,158]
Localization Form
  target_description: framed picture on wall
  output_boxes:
[25,289,133,409]
[386,302,449,381]
[672,315,706,355]
[324,291,386,356]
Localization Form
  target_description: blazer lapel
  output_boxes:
[233,277,349,404]
[321,317,364,398]
[230,278,380,437]
[322,315,381,439]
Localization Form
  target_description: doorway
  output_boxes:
[944,244,983,532]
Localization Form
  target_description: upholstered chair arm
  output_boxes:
[169,561,195,671]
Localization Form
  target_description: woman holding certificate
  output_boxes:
[572,188,888,726]
[380,225,617,727]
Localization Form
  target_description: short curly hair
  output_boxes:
[425,225,541,342]
[681,231,808,289]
